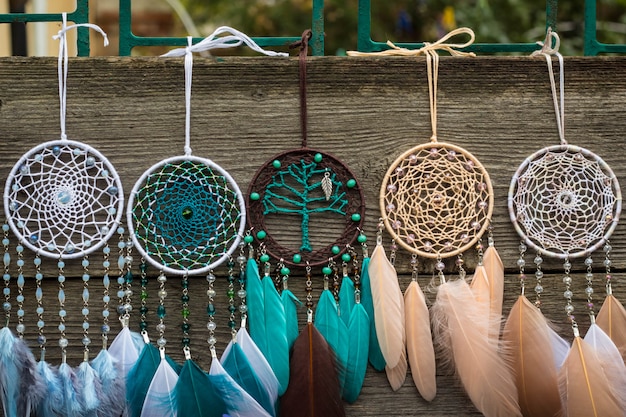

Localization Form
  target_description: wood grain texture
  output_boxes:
[1,56,626,416]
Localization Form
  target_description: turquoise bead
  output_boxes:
[260,254,270,263]
[244,235,254,244]
[351,213,361,222]
[341,253,351,262]
[256,230,267,240]
[331,245,340,255]
[346,179,357,188]
[322,266,332,275]
[314,153,323,163]
[272,160,281,169]
[156,305,166,319]
[250,192,260,201]
[292,254,302,264]
[280,267,290,276]
[357,234,367,243]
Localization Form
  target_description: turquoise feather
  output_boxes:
[222,340,276,416]
[126,342,160,417]
[176,359,227,417]
[314,289,349,390]
[360,258,386,371]
[246,259,266,353]
[344,303,370,403]
[261,276,290,395]
[281,288,303,351]
[338,276,355,327]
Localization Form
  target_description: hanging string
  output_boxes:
[161,26,288,156]
[426,50,439,142]
[531,28,565,145]
[53,12,109,141]
[289,29,312,148]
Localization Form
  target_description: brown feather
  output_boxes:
[431,278,521,417]
[558,336,624,417]
[483,246,505,340]
[404,280,436,401]
[503,295,564,417]
[280,322,345,417]
[596,294,626,363]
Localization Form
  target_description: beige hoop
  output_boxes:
[380,142,494,258]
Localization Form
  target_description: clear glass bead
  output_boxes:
[534,256,543,265]
[157,337,167,347]
[563,290,573,299]
[562,276,572,285]
[585,287,594,295]
[58,338,69,348]
[535,270,544,279]
[565,304,575,314]
[206,321,217,331]
[534,285,543,294]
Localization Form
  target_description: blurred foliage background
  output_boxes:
[176,0,626,55]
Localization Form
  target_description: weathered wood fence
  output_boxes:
[1,56,626,416]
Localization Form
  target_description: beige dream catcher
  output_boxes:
[350,29,518,416]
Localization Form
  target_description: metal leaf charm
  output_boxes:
[321,171,333,201]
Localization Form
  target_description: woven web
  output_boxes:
[509,145,621,259]
[3,140,123,259]
[381,142,493,258]
[247,149,365,266]
[129,158,244,274]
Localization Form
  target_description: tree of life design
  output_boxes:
[246,149,365,267]
[381,142,493,258]
[4,139,123,259]
[263,159,347,253]
[128,156,245,275]
[508,145,621,259]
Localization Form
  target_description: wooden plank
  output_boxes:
[1,56,626,415]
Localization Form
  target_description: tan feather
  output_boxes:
[469,265,490,337]
[368,244,405,369]
[431,278,521,417]
[404,280,437,401]
[503,295,563,417]
[596,294,626,363]
[559,336,624,417]
[483,246,504,340]
[385,345,407,391]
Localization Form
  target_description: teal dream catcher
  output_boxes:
[128,34,286,275]
[246,31,365,267]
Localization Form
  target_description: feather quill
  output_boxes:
[339,276,355,327]
[431,278,521,417]
[176,359,227,417]
[343,303,370,403]
[246,259,266,352]
[209,352,272,417]
[75,361,102,417]
[14,336,45,417]
[91,348,125,417]
[314,289,349,390]
[502,295,563,417]
[280,322,345,417]
[404,280,436,401]
[583,322,626,408]
[368,244,405,369]
[109,326,141,378]
[140,355,179,417]
[596,294,626,362]
[235,327,279,406]
[260,276,290,395]
[282,288,303,351]
[483,245,504,340]
[126,342,160,417]
[222,338,276,416]
[360,257,386,371]
[35,360,64,417]
[57,362,85,417]
[558,335,624,417]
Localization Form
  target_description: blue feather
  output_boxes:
[35,360,64,417]
[338,276,355,327]
[176,359,227,417]
[109,326,140,378]
[281,288,302,351]
[75,361,101,416]
[141,356,178,417]
[260,276,290,395]
[246,259,266,353]
[14,335,45,417]
[0,327,19,417]
[360,257,386,371]
[57,362,84,417]
[209,357,272,417]
[90,349,125,417]
[222,340,276,416]
[344,303,370,403]
[126,342,160,417]
[314,289,349,391]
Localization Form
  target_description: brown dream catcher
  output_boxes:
[349,28,519,416]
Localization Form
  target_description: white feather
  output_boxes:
[209,358,272,417]
[140,357,178,417]
[108,327,140,378]
[236,327,280,404]
[548,326,570,370]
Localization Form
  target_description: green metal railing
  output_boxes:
[0,1,624,57]
[0,0,91,56]
[118,0,325,56]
